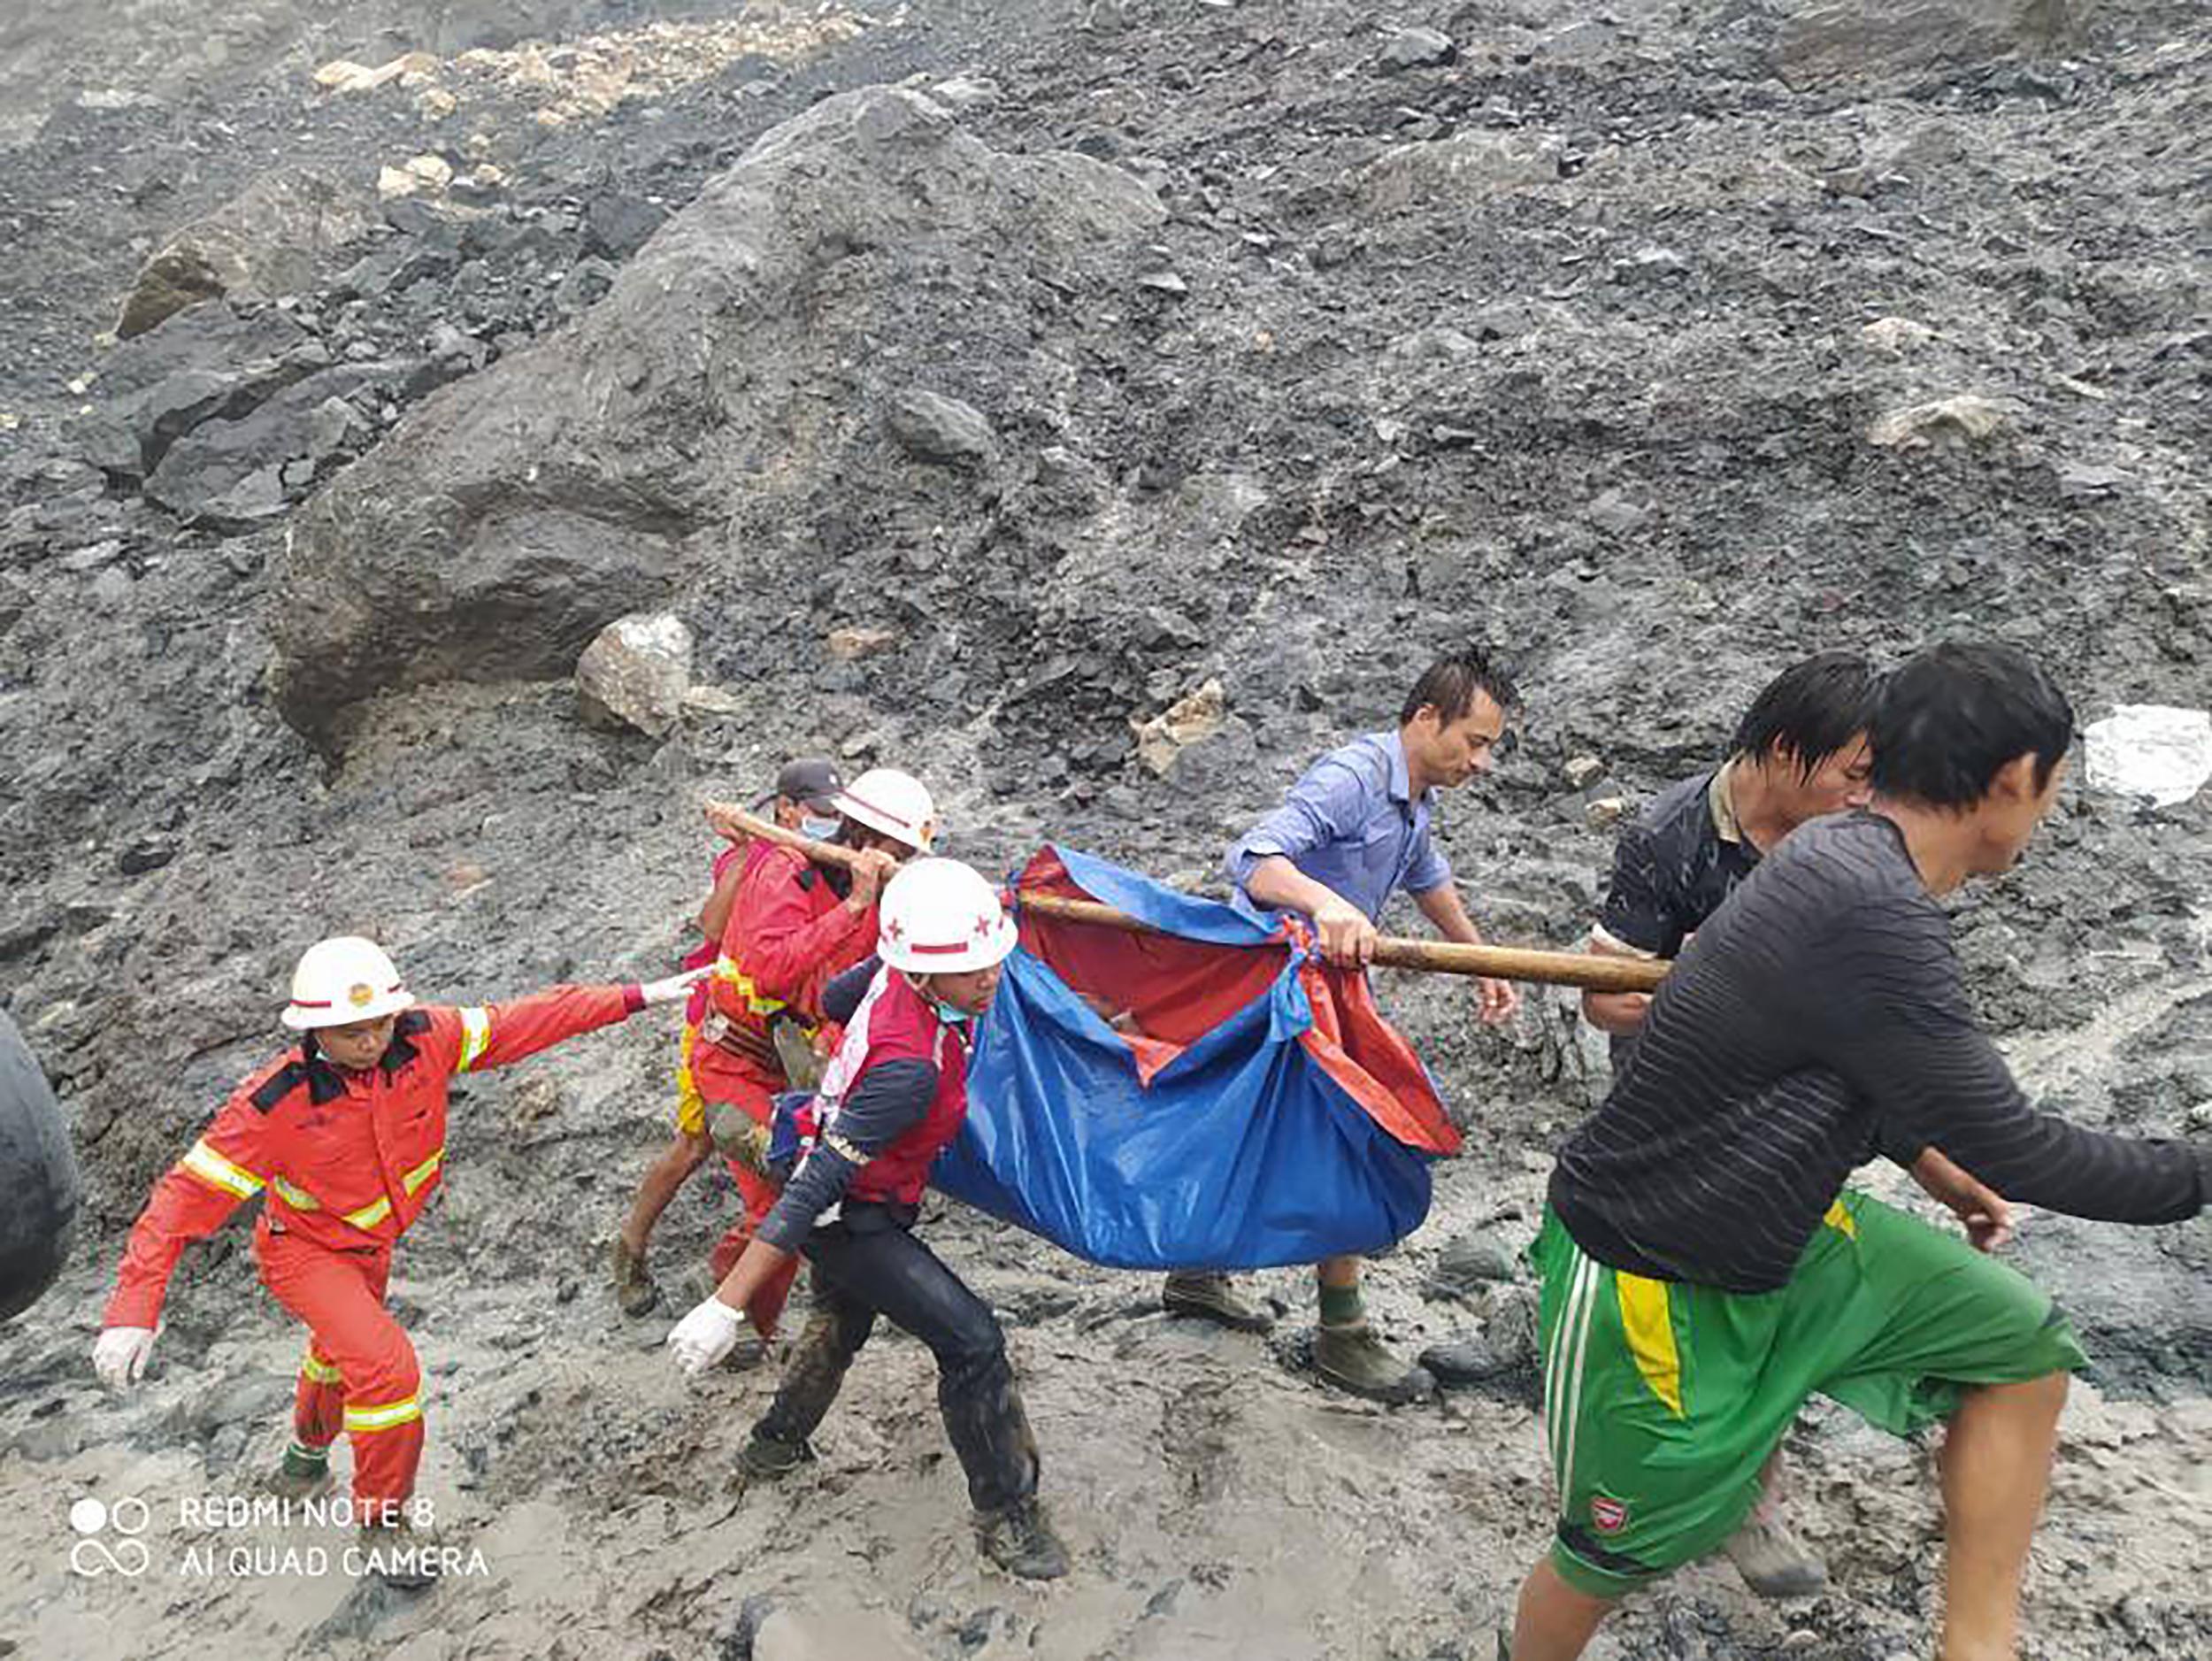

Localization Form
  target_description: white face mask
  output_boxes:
[799,814,841,841]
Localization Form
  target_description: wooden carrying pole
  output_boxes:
[703,801,1668,995]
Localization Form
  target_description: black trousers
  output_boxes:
[755,1206,1039,1514]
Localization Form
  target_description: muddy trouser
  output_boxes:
[755,1203,1039,1514]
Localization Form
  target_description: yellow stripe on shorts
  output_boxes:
[1616,1273,1686,1417]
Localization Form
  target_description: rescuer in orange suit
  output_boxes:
[91,935,704,1586]
[689,766,936,1340]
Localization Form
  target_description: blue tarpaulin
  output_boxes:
[930,847,1456,1271]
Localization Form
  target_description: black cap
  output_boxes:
[756,757,842,812]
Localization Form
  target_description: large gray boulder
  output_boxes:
[142,360,406,532]
[116,166,380,339]
[268,86,1164,749]
[1772,0,2082,89]
[72,303,319,481]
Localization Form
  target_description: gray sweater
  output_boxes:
[1552,811,2206,1292]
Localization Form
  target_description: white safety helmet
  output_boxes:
[877,858,1017,975]
[281,936,415,1031]
[831,766,936,853]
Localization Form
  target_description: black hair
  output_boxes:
[1868,641,2074,808]
[1732,651,1880,777]
[1400,646,1520,727]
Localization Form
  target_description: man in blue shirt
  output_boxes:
[1163,647,1522,1402]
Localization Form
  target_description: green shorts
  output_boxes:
[1531,1190,2087,1597]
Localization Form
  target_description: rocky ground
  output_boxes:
[2,0,2208,1657]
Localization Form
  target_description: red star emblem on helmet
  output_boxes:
[885,919,904,942]
[973,914,994,939]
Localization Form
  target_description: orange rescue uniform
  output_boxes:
[691,845,877,1331]
[104,985,644,1503]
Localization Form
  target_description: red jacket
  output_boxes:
[696,845,877,1088]
[104,985,641,1328]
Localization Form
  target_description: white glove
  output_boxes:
[666,1296,744,1377]
[639,965,713,1008]
[92,1326,157,1392]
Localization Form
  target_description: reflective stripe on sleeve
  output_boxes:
[711,956,789,1016]
[299,1350,344,1386]
[454,1007,493,1073]
[270,1175,321,1211]
[179,1139,265,1200]
[401,1149,443,1195]
[340,1195,395,1231]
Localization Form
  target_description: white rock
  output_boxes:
[576,612,695,737]
[1861,316,1936,352]
[930,73,1002,112]
[2083,704,2212,808]
[1866,394,2014,449]
[1130,679,1226,777]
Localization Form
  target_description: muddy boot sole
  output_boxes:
[610,1238,660,1318]
[1724,1533,1828,1600]
[357,1525,442,1590]
[1313,1324,1435,1405]
[1724,1454,1827,1598]
[262,1462,334,1503]
[1161,1273,1275,1333]
[704,1103,772,1176]
[736,1434,815,1481]
[976,1502,1070,1580]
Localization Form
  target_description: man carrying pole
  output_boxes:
[687,766,935,1340]
[611,757,845,1317]
[1166,646,1525,1403]
[1578,650,1879,1596]
[1508,641,2208,1659]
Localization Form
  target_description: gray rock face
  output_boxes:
[1773,0,2080,88]
[267,86,1164,749]
[142,362,406,531]
[888,388,995,464]
[1361,130,1565,208]
[71,304,318,481]
[1377,27,1457,73]
[576,611,694,737]
[116,166,380,339]
[1432,1227,1523,1293]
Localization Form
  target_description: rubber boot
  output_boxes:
[357,1515,445,1589]
[705,1102,772,1177]
[745,1305,862,1479]
[735,1430,815,1480]
[1722,1454,1826,1598]
[262,1443,334,1503]
[1313,1320,1432,1405]
[1161,1271,1274,1333]
[610,1235,659,1318]
[975,1497,1070,1580]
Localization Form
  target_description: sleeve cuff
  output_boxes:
[623,985,646,1015]
[756,1206,806,1253]
[1588,924,1662,960]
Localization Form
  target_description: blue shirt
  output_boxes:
[1225,731,1454,924]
